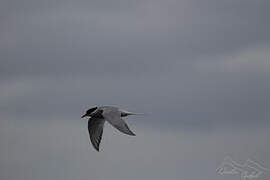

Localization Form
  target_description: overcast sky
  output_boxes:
[1,0,270,180]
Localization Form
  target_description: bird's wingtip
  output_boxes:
[128,131,136,136]
[94,146,100,152]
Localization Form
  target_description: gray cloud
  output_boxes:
[1,120,270,180]
[1,0,270,179]
[1,0,270,79]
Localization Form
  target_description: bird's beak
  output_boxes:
[81,114,87,118]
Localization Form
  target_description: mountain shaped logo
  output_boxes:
[216,156,269,180]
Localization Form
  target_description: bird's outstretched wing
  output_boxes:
[88,117,105,151]
[102,107,135,136]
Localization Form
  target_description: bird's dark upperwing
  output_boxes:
[88,117,105,151]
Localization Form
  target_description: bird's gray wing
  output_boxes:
[88,117,105,151]
[102,107,135,136]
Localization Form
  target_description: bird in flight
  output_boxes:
[81,106,138,151]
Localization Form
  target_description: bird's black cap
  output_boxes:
[81,107,98,118]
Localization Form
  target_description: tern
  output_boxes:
[81,106,138,151]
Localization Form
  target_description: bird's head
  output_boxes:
[81,107,98,118]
